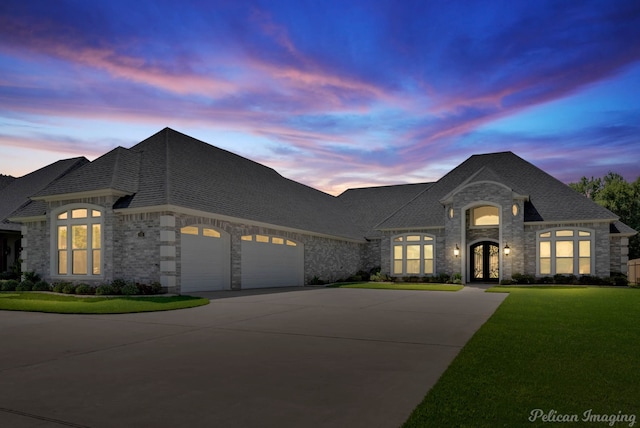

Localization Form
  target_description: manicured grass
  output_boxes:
[403,287,640,427]
[330,282,463,291]
[0,292,209,314]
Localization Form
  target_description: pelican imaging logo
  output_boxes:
[529,409,636,426]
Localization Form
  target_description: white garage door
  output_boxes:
[180,225,230,292]
[241,235,304,289]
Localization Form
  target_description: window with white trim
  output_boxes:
[392,234,435,275]
[56,207,102,276]
[538,229,593,276]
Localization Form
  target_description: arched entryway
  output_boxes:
[470,241,499,282]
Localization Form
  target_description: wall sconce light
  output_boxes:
[454,244,460,258]
[138,231,145,238]
[504,244,510,256]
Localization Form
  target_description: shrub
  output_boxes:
[120,283,139,295]
[537,276,553,284]
[553,274,578,285]
[370,271,391,282]
[23,271,41,282]
[1,279,19,291]
[611,272,629,287]
[500,279,514,285]
[16,280,34,291]
[437,273,451,284]
[0,271,18,280]
[95,284,115,295]
[62,283,76,294]
[110,279,127,294]
[32,280,51,291]
[308,276,325,285]
[75,284,95,295]
[52,281,71,293]
[512,273,535,284]
[150,281,163,294]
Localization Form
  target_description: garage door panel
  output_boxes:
[242,237,303,289]
[181,227,230,292]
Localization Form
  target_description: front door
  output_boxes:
[470,241,499,282]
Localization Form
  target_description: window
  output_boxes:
[56,207,102,276]
[181,225,221,238]
[537,229,593,276]
[241,235,297,246]
[392,234,435,276]
[472,206,499,226]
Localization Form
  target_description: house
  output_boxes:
[6,128,636,291]
[0,158,88,276]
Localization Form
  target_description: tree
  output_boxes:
[570,172,640,260]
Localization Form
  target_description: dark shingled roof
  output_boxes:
[377,151,622,230]
[33,147,141,197]
[338,182,433,238]
[0,175,16,191]
[1,158,88,231]
[24,128,365,241]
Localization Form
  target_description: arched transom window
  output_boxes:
[56,207,102,276]
[538,229,594,275]
[392,234,435,275]
[472,205,499,226]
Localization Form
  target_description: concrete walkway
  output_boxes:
[0,287,507,428]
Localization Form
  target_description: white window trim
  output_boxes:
[536,227,595,276]
[50,203,104,280]
[391,233,436,276]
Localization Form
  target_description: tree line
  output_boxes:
[569,172,640,260]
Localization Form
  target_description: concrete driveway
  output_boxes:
[0,287,506,428]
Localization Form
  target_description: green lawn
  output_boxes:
[403,287,640,427]
[330,282,463,291]
[0,292,209,314]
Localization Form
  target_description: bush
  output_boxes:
[75,284,95,295]
[370,271,391,282]
[553,274,578,284]
[62,283,77,294]
[537,276,554,284]
[23,271,41,282]
[32,280,51,291]
[150,281,163,294]
[308,276,325,285]
[120,283,139,295]
[110,279,127,294]
[16,280,34,291]
[500,279,514,285]
[611,273,629,287]
[1,279,19,291]
[512,273,536,284]
[95,284,115,295]
[52,281,71,293]
[437,273,451,284]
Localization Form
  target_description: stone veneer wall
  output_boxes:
[523,222,611,278]
[609,236,629,275]
[446,182,526,282]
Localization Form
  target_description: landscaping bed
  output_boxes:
[328,282,463,291]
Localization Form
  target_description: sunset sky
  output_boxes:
[1,0,639,195]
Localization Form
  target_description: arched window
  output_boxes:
[392,234,435,275]
[55,207,102,276]
[472,206,499,226]
[537,229,594,276]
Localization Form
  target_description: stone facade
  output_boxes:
[16,181,630,291]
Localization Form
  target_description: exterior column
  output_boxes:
[159,215,177,293]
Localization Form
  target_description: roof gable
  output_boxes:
[1,157,88,230]
[377,151,619,230]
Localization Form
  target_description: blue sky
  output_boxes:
[1,0,639,194]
